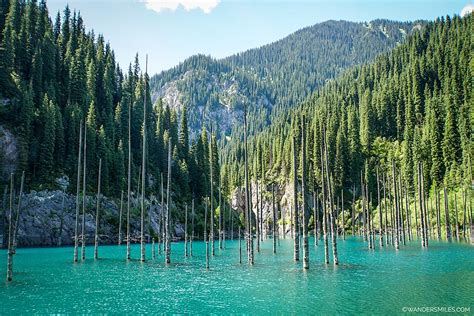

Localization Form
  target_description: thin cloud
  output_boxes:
[460,3,474,17]
[140,0,220,14]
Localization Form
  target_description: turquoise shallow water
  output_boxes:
[0,237,473,314]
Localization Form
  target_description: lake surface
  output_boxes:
[0,237,473,314]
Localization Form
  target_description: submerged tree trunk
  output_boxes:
[152,238,155,259]
[392,161,400,250]
[191,199,195,256]
[351,187,355,236]
[81,123,87,260]
[256,178,260,253]
[383,174,389,245]
[376,167,383,247]
[443,186,451,241]
[160,174,164,255]
[418,163,426,248]
[6,173,14,281]
[243,105,253,264]
[239,227,242,264]
[209,125,215,257]
[273,183,277,254]
[140,57,148,263]
[436,188,441,240]
[205,197,209,270]
[454,193,459,242]
[165,139,172,264]
[341,190,345,241]
[405,184,412,241]
[126,101,132,261]
[301,116,309,269]
[314,190,318,247]
[292,135,300,262]
[94,159,102,260]
[323,128,338,265]
[185,203,188,257]
[74,122,83,262]
[462,190,467,240]
[320,144,329,265]
[398,169,406,246]
[118,190,123,245]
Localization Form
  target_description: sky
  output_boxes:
[46,0,473,75]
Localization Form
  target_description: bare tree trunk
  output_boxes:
[11,172,24,252]
[414,184,419,240]
[6,173,13,281]
[376,167,383,247]
[243,104,253,264]
[205,197,209,270]
[94,159,102,259]
[323,128,338,265]
[152,238,155,259]
[421,164,429,247]
[443,186,451,241]
[351,187,355,236]
[392,161,400,250]
[209,125,215,257]
[219,175,223,250]
[341,190,345,241]
[301,116,309,269]
[185,203,188,257]
[361,172,367,243]
[462,190,467,240]
[292,135,300,262]
[282,202,286,239]
[436,188,441,240]
[314,190,318,246]
[398,169,406,246]
[388,175,395,246]
[160,174,164,255]
[320,144,329,264]
[81,122,87,260]
[140,56,148,263]
[238,227,242,264]
[223,201,226,248]
[260,163,264,242]
[405,184,412,241]
[256,178,260,253]
[74,122,83,262]
[230,205,233,240]
[383,174,389,245]
[191,199,194,256]
[273,183,277,254]
[118,190,123,245]
[417,163,425,248]
[126,101,132,261]
[165,139,172,264]
[454,192,459,242]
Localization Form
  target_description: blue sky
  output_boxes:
[46,0,473,75]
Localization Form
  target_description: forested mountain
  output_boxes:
[0,0,470,229]
[150,19,420,137]
[223,14,472,201]
[0,0,220,210]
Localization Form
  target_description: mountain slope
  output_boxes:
[150,19,420,137]
[224,14,471,197]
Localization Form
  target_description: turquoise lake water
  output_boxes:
[0,237,473,314]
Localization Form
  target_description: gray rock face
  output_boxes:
[1,190,184,248]
[231,181,294,235]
